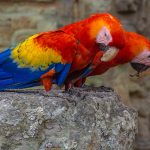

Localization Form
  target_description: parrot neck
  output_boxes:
[61,20,99,52]
[110,32,150,66]
[61,15,120,62]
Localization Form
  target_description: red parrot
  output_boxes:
[0,13,125,91]
[60,13,126,88]
[72,31,150,87]
[0,31,79,91]
[61,13,125,72]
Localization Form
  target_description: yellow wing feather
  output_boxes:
[11,34,62,70]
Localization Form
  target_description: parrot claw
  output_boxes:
[65,82,73,91]
[40,90,51,97]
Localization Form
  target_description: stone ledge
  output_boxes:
[0,86,137,150]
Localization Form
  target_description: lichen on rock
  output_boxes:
[0,87,137,150]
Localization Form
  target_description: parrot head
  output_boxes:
[111,31,150,75]
[61,13,126,62]
[130,44,150,74]
[87,13,126,61]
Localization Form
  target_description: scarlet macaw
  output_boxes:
[71,31,150,87]
[61,13,126,88]
[0,13,125,91]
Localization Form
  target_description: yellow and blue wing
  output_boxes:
[0,31,77,90]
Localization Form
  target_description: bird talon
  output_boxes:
[65,82,73,91]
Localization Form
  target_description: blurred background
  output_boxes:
[0,0,150,149]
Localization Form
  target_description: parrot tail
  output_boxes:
[0,48,71,91]
[4,80,41,90]
[0,48,42,90]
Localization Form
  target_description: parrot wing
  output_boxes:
[0,31,80,90]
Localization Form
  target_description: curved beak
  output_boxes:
[100,46,119,62]
[130,62,150,73]
[98,43,109,52]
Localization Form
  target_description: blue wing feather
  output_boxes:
[56,64,71,86]
[77,68,93,79]
[0,48,71,90]
[0,49,11,64]
[5,81,41,89]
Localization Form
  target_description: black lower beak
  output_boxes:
[130,62,149,73]
[98,43,109,52]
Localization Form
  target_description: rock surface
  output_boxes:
[0,87,137,150]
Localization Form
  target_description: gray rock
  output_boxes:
[114,0,138,13]
[0,87,137,150]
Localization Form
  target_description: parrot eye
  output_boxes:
[148,55,150,58]
[96,27,112,46]
[98,43,109,52]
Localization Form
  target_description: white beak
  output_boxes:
[101,47,119,62]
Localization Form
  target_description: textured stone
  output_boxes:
[114,0,138,13]
[113,0,150,37]
[0,2,57,50]
[57,0,112,27]
[0,87,137,150]
[0,1,149,150]
[87,66,150,150]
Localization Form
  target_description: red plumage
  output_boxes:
[0,13,126,91]
[72,31,150,87]
[36,13,126,91]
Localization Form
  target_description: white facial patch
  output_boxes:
[132,48,150,66]
[96,26,112,45]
